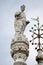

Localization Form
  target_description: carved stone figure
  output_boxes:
[14,5,30,34]
[11,5,29,65]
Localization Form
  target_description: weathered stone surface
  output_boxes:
[14,61,26,65]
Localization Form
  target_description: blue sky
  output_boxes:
[0,0,43,65]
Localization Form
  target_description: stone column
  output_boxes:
[10,33,29,65]
[36,49,43,65]
[10,5,29,65]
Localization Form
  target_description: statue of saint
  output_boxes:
[14,4,30,34]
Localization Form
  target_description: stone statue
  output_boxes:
[14,4,30,34]
[11,5,29,65]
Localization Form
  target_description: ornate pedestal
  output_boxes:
[10,33,29,65]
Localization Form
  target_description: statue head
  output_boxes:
[20,4,25,12]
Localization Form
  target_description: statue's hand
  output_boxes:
[15,12,21,17]
[26,21,30,25]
